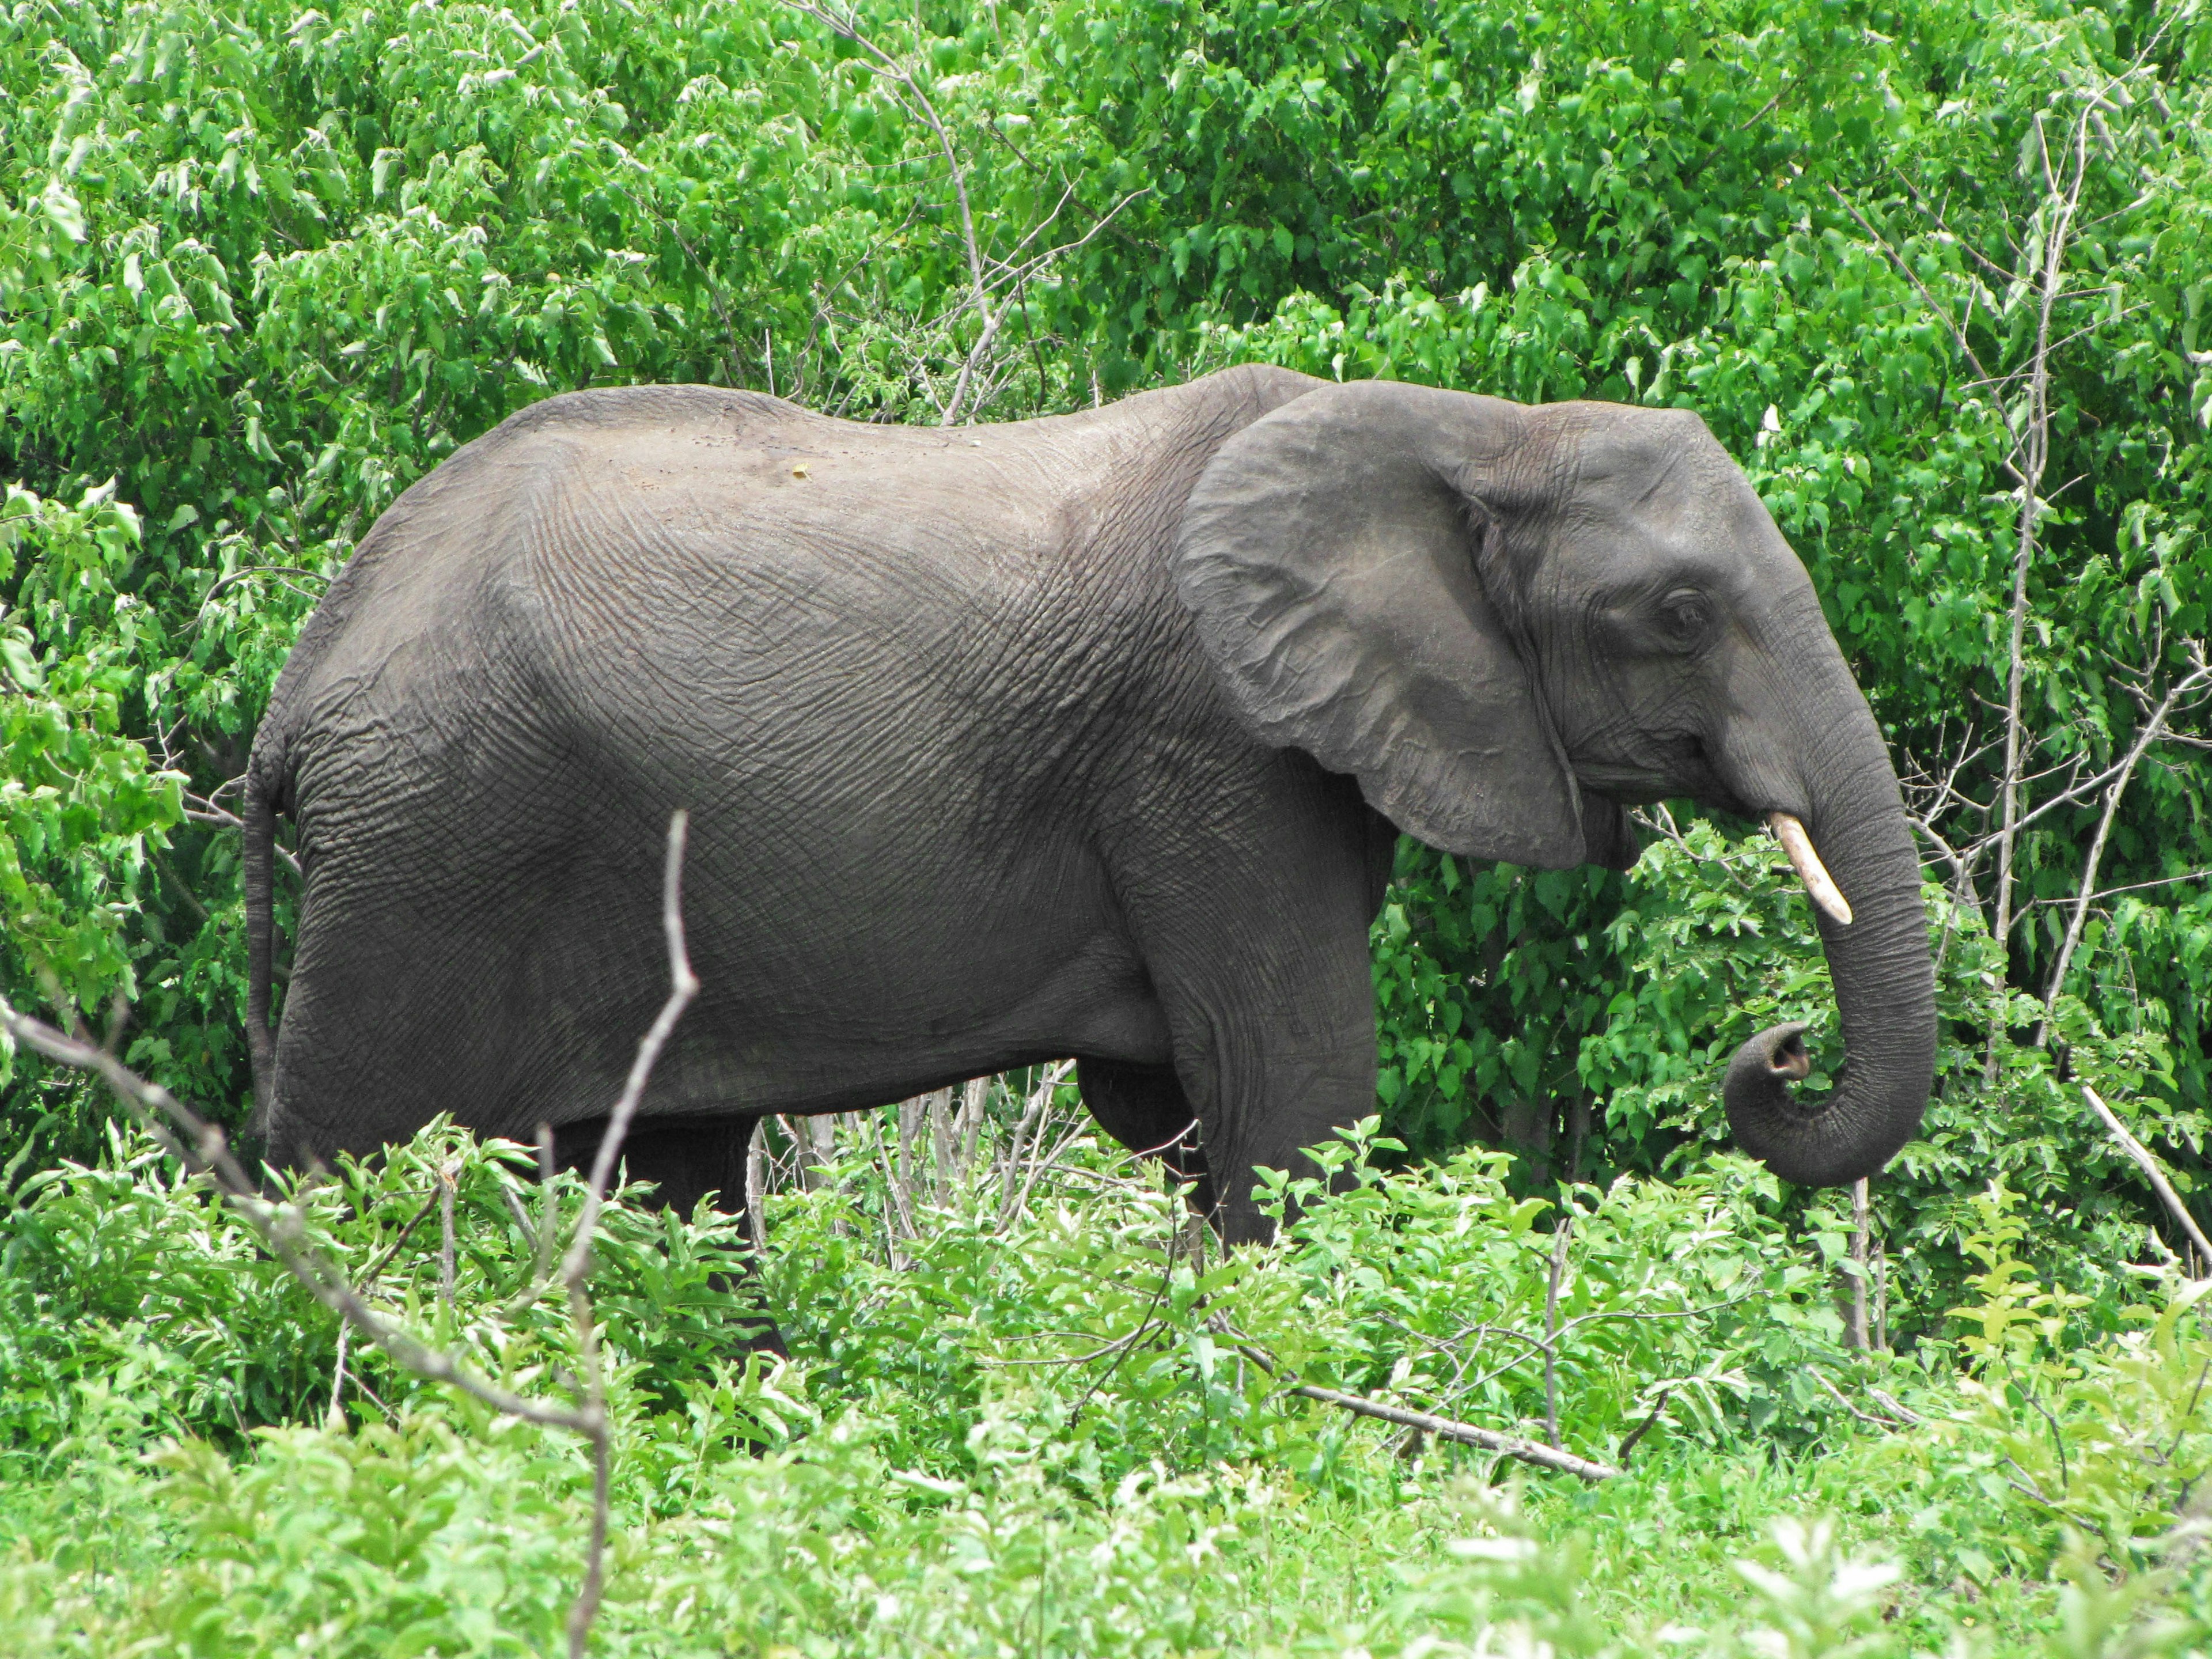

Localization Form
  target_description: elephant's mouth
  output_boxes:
[1574,733,1753,819]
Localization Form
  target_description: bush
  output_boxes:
[0,1116,2203,1653]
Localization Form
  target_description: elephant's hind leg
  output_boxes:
[553,1112,784,1354]
[1076,1057,1218,1220]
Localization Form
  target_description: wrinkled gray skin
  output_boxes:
[245,367,1935,1245]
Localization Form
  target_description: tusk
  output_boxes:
[1767,812,1854,926]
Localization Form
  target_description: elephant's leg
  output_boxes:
[552,1111,755,1217]
[552,1112,785,1354]
[1076,1057,1218,1218]
[1117,782,1389,1247]
[1163,1012,1377,1246]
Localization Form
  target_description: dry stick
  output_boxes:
[560,810,700,1659]
[788,1112,838,1192]
[358,1183,446,1289]
[1873,1237,1889,1354]
[1282,1384,1623,1480]
[1617,1388,1672,1466]
[180,789,307,879]
[1868,1386,1921,1427]
[1811,1367,1911,1431]
[996,1079,1048,1225]
[2035,657,2212,1046]
[1011,1110,1088,1223]
[1544,1213,1571,1449]
[335,1181,452,1425]
[504,1124,562,1318]
[1007,1062,1077,1224]
[1988,109,2093,1080]
[438,1161,460,1306]
[2083,1085,2212,1272]
[1847,1176,1871,1352]
[896,1096,923,1237]
[873,1113,916,1264]
[927,1086,956,1206]
[745,1130,768,1257]
[502,1187,539,1251]
[325,1317,352,1433]
[959,1076,988,1180]
[1228,1337,1619,1483]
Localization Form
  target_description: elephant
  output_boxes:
[242,365,1936,1248]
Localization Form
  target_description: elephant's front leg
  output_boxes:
[1115,788,1387,1246]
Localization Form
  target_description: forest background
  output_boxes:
[5,0,2212,1650]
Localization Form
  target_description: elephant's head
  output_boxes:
[1174,379,1934,1187]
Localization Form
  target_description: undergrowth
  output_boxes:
[0,1119,2209,1655]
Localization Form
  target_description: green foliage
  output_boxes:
[0,1118,2206,1653]
[0,482,178,1023]
[0,1116,757,1466]
[6,0,2212,1638]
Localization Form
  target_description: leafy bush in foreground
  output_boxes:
[0,1118,2208,1654]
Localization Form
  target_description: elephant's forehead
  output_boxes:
[1548,452,1796,594]
[1559,410,1737,496]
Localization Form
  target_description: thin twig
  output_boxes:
[1847,1177,1871,1352]
[184,790,305,878]
[1810,1367,1911,1430]
[438,1162,459,1306]
[562,810,699,1659]
[356,1184,445,1287]
[2083,1085,2212,1271]
[1232,1331,1618,1481]
[1281,1379,1620,1480]
[2003,1456,2103,1532]
[325,1316,351,1431]
[2036,656,2212,1041]
[1544,1213,1571,1449]
[1617,1388,1672,1464]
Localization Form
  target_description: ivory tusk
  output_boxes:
[1767,812,1854,926]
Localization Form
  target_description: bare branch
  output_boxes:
[2036,656,2212,1040]
[185,789,304,878]
[1543,1213,1570,1449]
[559,811,700,1287]
[782,0,991,423]
[2083,1084,2212,1272]
[1224,1330,1619,1482]
[562,810,698,1658]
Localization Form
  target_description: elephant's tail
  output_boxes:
[243,767,278,1122]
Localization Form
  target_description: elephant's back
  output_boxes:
[264,368,1325,722]
[252,367,1324,842]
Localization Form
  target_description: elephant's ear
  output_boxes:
[1175,380,1596,868]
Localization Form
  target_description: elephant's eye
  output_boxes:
[1658,588,1712,647]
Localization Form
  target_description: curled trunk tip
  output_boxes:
[1724,1020,1918,1188]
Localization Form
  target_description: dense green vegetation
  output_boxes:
[2,1108,2211,1654]
[4,0,2212,1647]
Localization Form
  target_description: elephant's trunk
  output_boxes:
[1722,685,1936,1187]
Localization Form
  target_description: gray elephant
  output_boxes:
[243,366,1934,1244]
